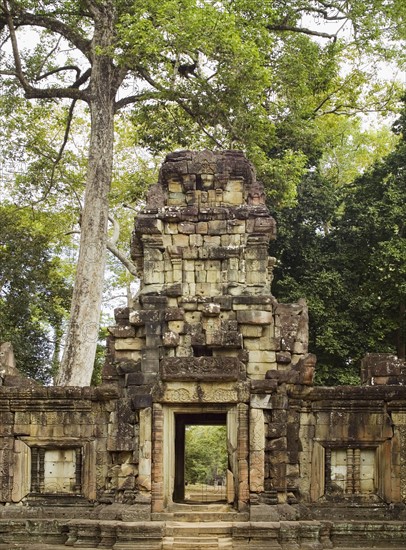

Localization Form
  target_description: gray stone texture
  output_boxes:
[0,152,405,549]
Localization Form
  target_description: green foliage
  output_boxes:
[0,205,71,383]
[185,425,227,485]
[1,0,405,381]
[272,96,406,384]
[336,103,406,360]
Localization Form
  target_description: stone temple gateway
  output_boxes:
[1,150,406,549]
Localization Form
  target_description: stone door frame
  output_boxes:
[151,403,249,513]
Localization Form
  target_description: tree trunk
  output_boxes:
[56,6,117,386]
[56,99,114,386]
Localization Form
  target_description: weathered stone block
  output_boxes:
[240,325,263,338]
[115,306,130,323]
[237,310,274,325]
[164,309,184,321]
[126,373,156,386]
[129,310,144,326]
[248,362,276,378]
[108,326,136,338]
[361,353,406,385]
[115,350,143,362]
[189,233,203,246]
[172,234,189,247]
[196,221,208,233]
[132,395,153,409]
[115,338,144,351]
[208,220,227,234]
[162,331,180,347]
[135,216,163,234]
[244,338,261,351]
[165,222,178,235]
[168,180,182,193]
[168,192,186,205]
[223,190,243,205]
[250,395,273,409]
[227,219,246,234]
[249,351,277,363]
[164,283,183,297]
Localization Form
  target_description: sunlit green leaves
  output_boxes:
[185,425,227,485]
[272,97,406,384]
[0,205,72,383]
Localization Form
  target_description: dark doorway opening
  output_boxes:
[173,412,227,503]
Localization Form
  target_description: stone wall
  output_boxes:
[0,385,118,505]
[0,150,405,549]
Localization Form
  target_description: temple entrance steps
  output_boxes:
[152,502,249,523]
[162,521,233,550]
[162,538,233,550]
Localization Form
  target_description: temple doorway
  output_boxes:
[174,413,227,503]
[161,405,241,510]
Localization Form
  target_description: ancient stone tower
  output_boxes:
[104,150,314,514]
[1,150,405,549]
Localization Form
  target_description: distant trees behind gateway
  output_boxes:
[185,426,228,486]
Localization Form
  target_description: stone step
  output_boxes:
[168,503,230,513]
[25,494,94,508]
[152,511,249,522]
[162,535,233,550]
[174,512,244,522]
[165,521,233,537]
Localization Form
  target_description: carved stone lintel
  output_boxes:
[160,357,240,381]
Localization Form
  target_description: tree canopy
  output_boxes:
[271,98,406,384]
[0,0,405,384]
[0,205,71,383]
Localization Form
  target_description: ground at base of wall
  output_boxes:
[1,518,406,550]
[1,546,406,550]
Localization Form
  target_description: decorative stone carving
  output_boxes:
[160,357,240,381]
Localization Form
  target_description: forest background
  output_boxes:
[0,0,405,386]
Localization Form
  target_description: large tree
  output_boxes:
[1,0,404,385]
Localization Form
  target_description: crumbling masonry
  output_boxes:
[1,150,406,549]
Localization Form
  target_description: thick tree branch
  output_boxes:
[2,2,89,101]
[108,214,120,246]
[71,67,91,88]
[1,5,92,59]
[68,218,139,277]
[35,64,81,82]
[106,241,138,277]
[35,65,91,90]
[114,90,167,112]
[267,24,336,39]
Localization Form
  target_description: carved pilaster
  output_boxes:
[151,403,164,512]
